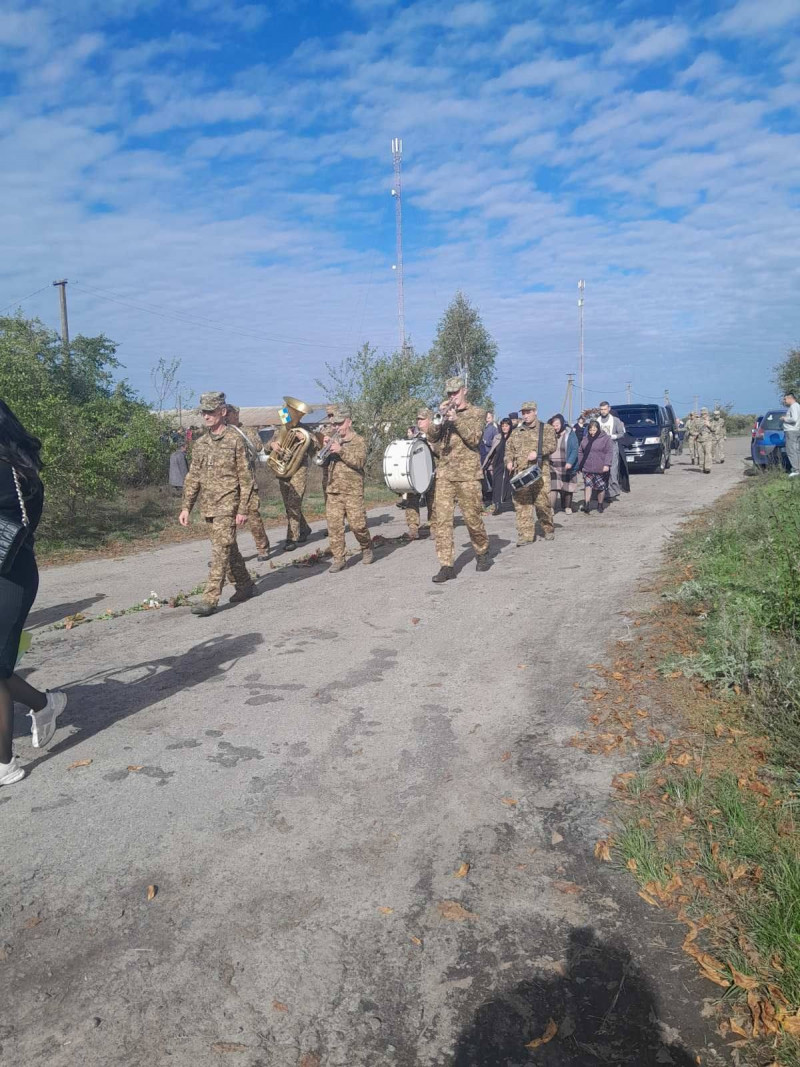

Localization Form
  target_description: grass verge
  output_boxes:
[583,471,799,1064]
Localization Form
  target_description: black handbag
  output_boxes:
[0,469,30,576]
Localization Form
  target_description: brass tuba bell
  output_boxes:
[266,396,315,479]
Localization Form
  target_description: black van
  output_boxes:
[611,404,672,473]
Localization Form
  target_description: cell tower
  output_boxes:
[578,279,586,413]
[391,138,406,352]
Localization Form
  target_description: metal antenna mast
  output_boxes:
[577,280,585,413]
[391,138,406,352]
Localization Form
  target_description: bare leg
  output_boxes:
[584,487,592,509]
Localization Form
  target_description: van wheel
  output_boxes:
[656,449,666,474]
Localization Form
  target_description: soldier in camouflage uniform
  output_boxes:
[426,377,490,583]
[504,401,557,545]
[267,418,314,552]
[179,392,257,616]
[711,408,726,464]
[323,410,374,572]
[684,412,699,464]
[697,408,714,473]
[403,407,437,540]
[226,406,270,560]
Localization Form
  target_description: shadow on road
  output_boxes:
[26,594,108,630]
[16,632,263,761]
[453,926,695,1067]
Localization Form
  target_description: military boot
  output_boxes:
[432,566,456,583]
[229,583,256,604]
[362,547,374,565]
[329,559,346,573]
[475,554,492,572]
[191,601,217,617]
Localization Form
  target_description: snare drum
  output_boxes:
[383,439,434,495]
[509,464,542,491]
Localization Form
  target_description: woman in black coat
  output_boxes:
[487,417,514,514]
[0,400,66,786]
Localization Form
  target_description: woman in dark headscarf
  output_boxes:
[484,417,513,515]
[577,418,613,513]
[548,414,579,515]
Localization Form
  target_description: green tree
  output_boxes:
[773,346,800,399]
[429,291,497,409]
[0,313,168,523]
[317,342,434,468]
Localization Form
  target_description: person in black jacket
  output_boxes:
[0,400,66,786]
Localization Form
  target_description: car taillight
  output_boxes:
[756,431,764,439]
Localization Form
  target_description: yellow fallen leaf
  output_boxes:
[626,858,638,872]
[377,906,394,915]
[729,1017,750,1038]
[714,723,725,738]
[68,759,92,770]
[127,765,143,772]
[553,881,581,895]
[525,1018,558,1048]
[638,890,660,907]
[454,862,470,878]
[500,751,511,762]
[782,1011,800,1037]
[551,831,564,845]
[594,839,612,862]
[437,900,477,921]
[516,664,528,670]
[410,936,422,946]
[272,1000,289,1012]
[673,752,692,767]
[729,966,759,991]
[501,796,517,807]
[299,1055,321,1067]
[146,884,157,901]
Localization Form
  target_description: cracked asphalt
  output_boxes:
[0,442,748,1066]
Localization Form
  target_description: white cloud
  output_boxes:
[608,21,691,64]
[714,0,800,36]
[132,90,264,135]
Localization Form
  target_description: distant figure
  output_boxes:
[169,444,189,494]
[711,409,726,464]
[480,413,499,504]
[508,411,520,429]
[781,393,800,477]
[573,414,587,442]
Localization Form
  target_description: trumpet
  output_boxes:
[433,398,460,427]
[314,430,341,466]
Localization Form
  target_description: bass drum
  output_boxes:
[383,439,434,495]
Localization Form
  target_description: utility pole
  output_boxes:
[52,279,70,371]
[664,388,670,407]
[693,394,699,414]
[577,280,585,414]
[626,381,632,404]
[391,138,406,353]
[562,373,575,424]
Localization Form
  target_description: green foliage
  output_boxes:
[316,342,434,468]
[0,312,168,525]
[429,290,497,409]
[774,345,800,400]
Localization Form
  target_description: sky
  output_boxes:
[1,0,799,419]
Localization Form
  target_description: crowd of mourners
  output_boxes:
[480,403,630,517]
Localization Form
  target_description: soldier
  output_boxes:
[684,411,700,465]
[404,407,437,540]
[323,409,374,573]
[711,408,726,464]
[267,417,313,554]
[697,408,714,473]
[505,401,557,546]
[179,391,257,617]
[226,405,270,561]
[426,377,490,583]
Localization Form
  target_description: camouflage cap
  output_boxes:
[331,408,351,424]
[519,401,537,412]
[713,408,721,415]
[226,404,240,416]
[444,376,465,393]
[700,406,709,414]
[199,391,226,411]
[416,406,433,420]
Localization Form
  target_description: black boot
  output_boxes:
[432,566,456,583]
[475,554,492,572]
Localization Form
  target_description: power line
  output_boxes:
[0,284,51,315]
[71,282,358,352]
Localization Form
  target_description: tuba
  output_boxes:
[266,396,314,478]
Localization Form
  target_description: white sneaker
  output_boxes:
[29,690,67,749]
[564,507,573,515]
[0,756,25,785]
[789,472,799,478]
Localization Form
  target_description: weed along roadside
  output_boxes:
[582,471,800,1066]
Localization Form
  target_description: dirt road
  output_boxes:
[0,443,747,1066]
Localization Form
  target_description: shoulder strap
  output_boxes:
[538,421,543,459]
[12,469,29,527]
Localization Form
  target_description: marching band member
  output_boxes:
[505,401,557,547]
[403,406,437,540]
[426,377,490,583]
[226,405,270,561]
[322,410,374,573]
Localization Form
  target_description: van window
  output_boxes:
[612,406,660,425]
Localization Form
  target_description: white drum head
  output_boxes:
[408,442,434,493]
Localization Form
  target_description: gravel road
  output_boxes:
[0,442,748,1066]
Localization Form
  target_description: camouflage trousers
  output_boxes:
[204,516,251,606]
[687,435,699,462]
[405,488,434,536]
[712,435,725,462]
[245,495,269,554]
[279,466,312,542]
[512,475,553,542]
[434,478,489,567]
[697,436,713,472]
[326,490,371,563]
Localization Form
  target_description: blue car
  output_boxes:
[751,410,789,469]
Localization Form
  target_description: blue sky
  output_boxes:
[2,0,799,418]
